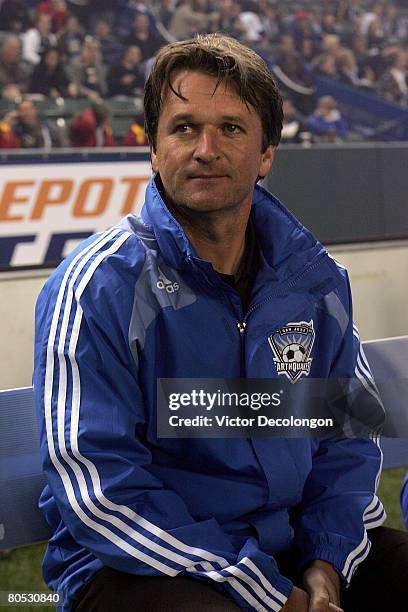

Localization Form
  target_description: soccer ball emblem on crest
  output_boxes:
[283,343,306,363]
[268,321,315,383]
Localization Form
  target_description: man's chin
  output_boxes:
[176,198,238,214]
[174,187,244,213]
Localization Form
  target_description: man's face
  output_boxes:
[66,16,79,33]
[46,49,59,69]
[2,38,20,64]
[280,35,294,53]
[18,101,38,126]
[38,14,51,35]
[151,70,274,215]
[126,45,141,66]
[134,14,148,33]
[95,20,110,38]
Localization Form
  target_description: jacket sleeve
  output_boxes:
[33,229,293,612]
[291,268,386,584]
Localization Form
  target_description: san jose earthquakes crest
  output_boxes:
[268,320,315,382]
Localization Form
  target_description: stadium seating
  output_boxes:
[0,336,407,551]
[0,95,145,145]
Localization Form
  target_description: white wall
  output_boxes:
[0,241,407,389]
[0,271,49,389]
[331,241,408,341]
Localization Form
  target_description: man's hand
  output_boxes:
[281,586,309,612]
[302,560,344,612]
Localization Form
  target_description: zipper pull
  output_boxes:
[237,321,246,334]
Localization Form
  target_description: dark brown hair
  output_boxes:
[144,33,283,152]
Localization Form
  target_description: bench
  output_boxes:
[1,336,407,551]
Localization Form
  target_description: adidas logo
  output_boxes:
[156,268,180,293]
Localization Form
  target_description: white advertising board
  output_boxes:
[0,159,151,269]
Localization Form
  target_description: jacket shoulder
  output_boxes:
[38,226,147,312]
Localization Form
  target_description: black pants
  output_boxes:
[73,527,408,612]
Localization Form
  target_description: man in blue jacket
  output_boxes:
[33,34,408,612]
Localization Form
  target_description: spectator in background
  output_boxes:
[67,37,107,101]
[335,0,365,24]
[360,1,384,38]
[304,7,323,39]
[88,0,116,30]
[122,113,148,146]
[29,48,76,98]
[0,114,19,148]
[336,47,376,90]
[107,45,144,97]
[351,33,372,72]
[0,35,32,99]
[125,12,167,62]
[366,13,386,51]
[258,2,283,53]
[280,95,306,143]
[69,102,113,147]
[307,95,348,142]
[169,0,217,41]
[337,47,361,86]
[213,0,242,40]
[275,33,313,88]
[237,11,264,44]
[0,99,62,148]
[381,3,408,43]
[311,52,339,80]
[157,0,174,30]
[58,14,84,62]
[0,0,29,33]
[37,0,70,34]
[321,12,340,36]
[22,13,57,66]
[300,36,320,70]
[65,0,92,29]
[292,10,322,52]
[377,49,408,105]
[93,18,123,67]
[320,33,344,62]
[115,1,150,39]
[352,31,385,80]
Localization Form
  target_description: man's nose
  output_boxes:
[193,128,221,163]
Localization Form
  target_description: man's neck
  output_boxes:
[166,201,250,277]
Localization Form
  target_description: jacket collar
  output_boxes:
[140,174,197,269]
[139,174,343,298]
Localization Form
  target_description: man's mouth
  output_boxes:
[188,174,228,179]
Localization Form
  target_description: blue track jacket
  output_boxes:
[33,176,386,612]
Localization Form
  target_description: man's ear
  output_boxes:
[258,145,275,180]
[151,149,159,173]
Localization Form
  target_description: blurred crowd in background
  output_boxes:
[0,0,407,148]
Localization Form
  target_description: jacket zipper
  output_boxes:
[235,256,330,364]
[237,256,330,329]
[237,321,246,375]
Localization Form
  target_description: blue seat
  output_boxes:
[362,336,408,468]
[0,387,52,550]
[1,336,407,550]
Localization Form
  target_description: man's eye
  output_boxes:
[224,124,242,134]
[175,124,192,133]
